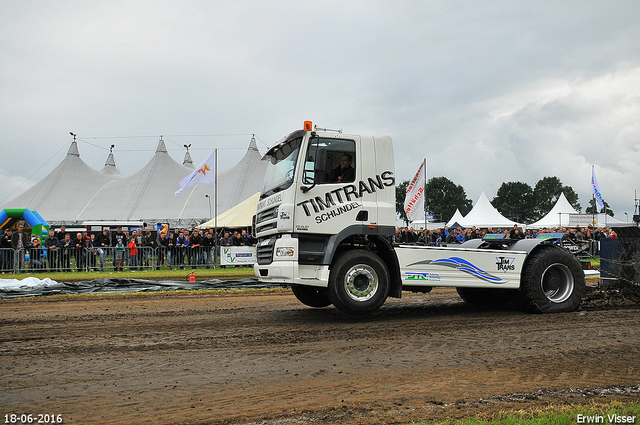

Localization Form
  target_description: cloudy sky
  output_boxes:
[1,1,639,220]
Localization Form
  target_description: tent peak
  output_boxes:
[248,135,259,152]
[155,137,168,154]
[183,149,194,168]
[67,141,80,157]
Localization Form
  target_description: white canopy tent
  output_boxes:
[527,193,578,229]
[199,192,260,229]
[459,191,522,229]
[1,137,267,228]
[446,209,465,227]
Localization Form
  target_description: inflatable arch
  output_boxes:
[0,208,50,237]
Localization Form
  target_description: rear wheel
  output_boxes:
[518,246,585,313]
[328,250,390,315]
[291,284,331,308]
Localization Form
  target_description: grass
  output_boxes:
[1,265,256,282]
[416,401,640,425]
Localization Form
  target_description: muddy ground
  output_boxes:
[1,287,639,425]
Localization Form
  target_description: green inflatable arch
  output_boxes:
[0,208,49,237]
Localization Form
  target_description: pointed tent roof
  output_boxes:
[1,142,121,223]
[100,151,121,176]
[75,138,197,224]
[182,147,194,169]
[527,193,578,229]
[446,209,465,227]
[3,137,268,227]
[459,191,521,229]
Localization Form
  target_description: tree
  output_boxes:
[532,177,582,221]
[491,181,535,223]
[585,198,615,217]
[424,176,472,222]
[396,180,409,225]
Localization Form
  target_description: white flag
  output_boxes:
[591,167,604,212]
[175,151,216,196]
[404,159,426,222]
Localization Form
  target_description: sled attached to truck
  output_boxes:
[254,122,585,314]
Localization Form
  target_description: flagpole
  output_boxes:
[591,165,596,227]
[423,157,427,226]
[214,148,218,269]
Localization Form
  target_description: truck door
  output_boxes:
[294,136,364,234]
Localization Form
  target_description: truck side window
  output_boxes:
[303,138,355,185]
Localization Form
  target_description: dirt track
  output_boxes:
[1,288,639,424]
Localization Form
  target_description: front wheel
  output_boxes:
[328,250,390,315]
[518,246,585,313]
[291,284,331,308]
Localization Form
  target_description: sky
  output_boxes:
[1,1,639,221]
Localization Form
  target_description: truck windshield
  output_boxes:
[261,136,302,198]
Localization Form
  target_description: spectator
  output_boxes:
[114,238,125,271]
[11,224,30,272]
[95,229,111,272]
[29,237,45,271]
[128,235,138,271]
[166,232,176,269]
[1,229,13,271]
[43,229,59,272]
[201,231,215,268]
[59,233,74,270]
[156,231,168,267]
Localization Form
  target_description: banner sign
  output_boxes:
[591,167,605,213]
[404,159,426,222]
[221,246,257,266]
[569,214,598,227]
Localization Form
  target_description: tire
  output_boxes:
[518,245,586,313]
[456,287,515,307]
[291,284,331,308]
[328,250,390,314]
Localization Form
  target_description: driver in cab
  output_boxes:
[329,154,355,183]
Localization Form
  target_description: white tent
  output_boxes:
[459,191,522,229]
[199,192,260,229]
[1,137,267,228]
[1,142,123,223]
[527,193,578,229]
[446,209,465,227]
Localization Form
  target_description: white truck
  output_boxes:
[254,121,585,314]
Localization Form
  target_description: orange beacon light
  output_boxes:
[303,121,313,131]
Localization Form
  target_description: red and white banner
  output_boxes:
[404,159,426,222]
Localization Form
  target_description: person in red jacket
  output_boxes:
[128,236,138,271]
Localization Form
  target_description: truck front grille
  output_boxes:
[256,237,276,265]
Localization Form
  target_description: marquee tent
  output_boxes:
[199,192,260,229]
[527,193,578,229]
[459,191,522,229]
[0,142,123,224]
[446,209,465,227]
[1,137,267,228]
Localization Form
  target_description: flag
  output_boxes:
[591,166,604,213]
[175,151,216,196]
[404,159,426,222]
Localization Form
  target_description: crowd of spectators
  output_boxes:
[0,222,621,274]
[393,224,618,246]
[0,225,257,273]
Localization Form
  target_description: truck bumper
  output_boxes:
[254,262,329,287]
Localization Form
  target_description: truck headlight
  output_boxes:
[276,247,295,257]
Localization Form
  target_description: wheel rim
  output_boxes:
[343,264,379,302]
[540,263,574,303]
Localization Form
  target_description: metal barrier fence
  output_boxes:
[0,246,221,273]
